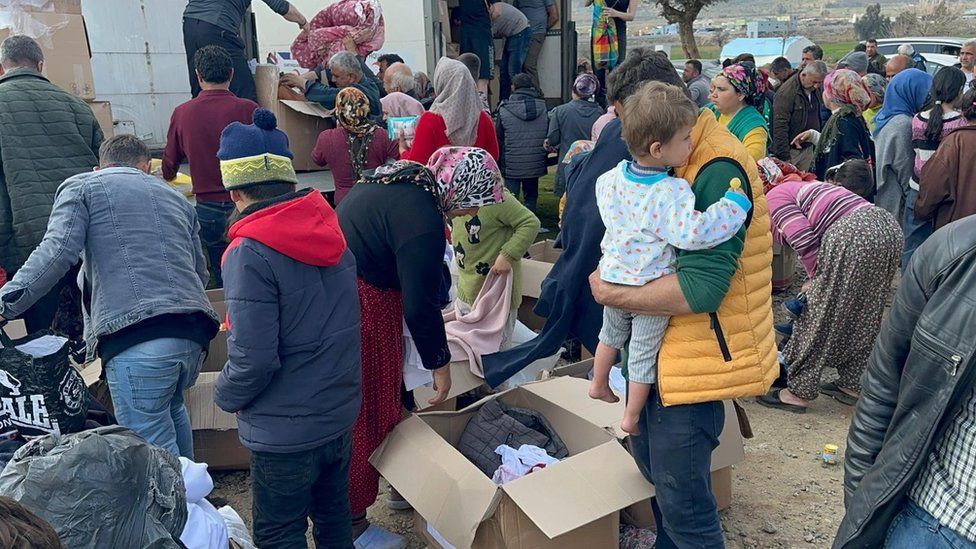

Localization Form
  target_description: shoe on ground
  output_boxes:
[354,524,407,549]
[387,487,412,511]
[782,298,805,320]
[774,322,793,337]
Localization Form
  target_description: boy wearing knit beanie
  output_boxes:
[212,108,362,548]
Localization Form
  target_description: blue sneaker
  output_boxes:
[775,321,793,337]
[782,297,805,320]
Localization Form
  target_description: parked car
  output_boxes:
[874,37,964,57]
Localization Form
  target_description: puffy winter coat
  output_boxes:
[496,88,548,179]
[0,68,102,274]
[659,111,778,405]
[215,189,362,453]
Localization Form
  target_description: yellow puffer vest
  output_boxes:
[657,111,777,406]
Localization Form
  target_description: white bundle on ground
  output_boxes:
[179,458,229,549]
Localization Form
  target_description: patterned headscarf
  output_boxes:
[426,147,505,213]
[430,57,482,147]
[719,62,769,110]
[862,73,887,104]
[816,69,874,160]
[335,87,376,182]
[573,73,600,100]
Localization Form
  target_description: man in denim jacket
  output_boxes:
[0,135,219,458]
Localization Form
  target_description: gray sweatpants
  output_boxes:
[599,307,668,384]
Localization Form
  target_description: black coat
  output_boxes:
[834,216,976,548]
[496,89,549,179]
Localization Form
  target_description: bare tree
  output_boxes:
[644,0,728,59]
[892,0,965,37]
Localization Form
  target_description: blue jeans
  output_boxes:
[500,27,535,100]
[251,431,354,549]
[104,338,204,458]
[195,201,235,287]
[505,177,539,213]
[885,500,976,548]
[628,388,726,548]
[902,188,933,272]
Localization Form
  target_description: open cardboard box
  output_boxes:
[518,239,563,331]
[412,359,485,412]
[371,378,654,549]
[87,100,113,138]
[0,12,95,100]
[254,64,334,172]
[539,366,745,525]
[186,372,249,470]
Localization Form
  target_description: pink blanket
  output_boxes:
[443,271,513,377]
[291,0,385,69]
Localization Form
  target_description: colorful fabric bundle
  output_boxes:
[291,0,385,69]
[591,0,618,70]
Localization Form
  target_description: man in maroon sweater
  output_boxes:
[163,45,257,287]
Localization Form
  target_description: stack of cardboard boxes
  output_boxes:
[0,0,113,138]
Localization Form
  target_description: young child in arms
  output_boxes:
[589,81,752,435]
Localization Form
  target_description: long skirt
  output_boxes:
[784,207,902,400]
[349,279,404,515]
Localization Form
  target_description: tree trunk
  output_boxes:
[679,18,699,59]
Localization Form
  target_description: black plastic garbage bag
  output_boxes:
[0,426,187,548]
[0,330,87,438]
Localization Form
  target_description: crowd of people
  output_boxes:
[2,0,976,546]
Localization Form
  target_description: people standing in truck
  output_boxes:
[182,0,309,102]
[586,0,637,106]
[516,0,559,91]
[456,0,494,98]
[490,1,533,102]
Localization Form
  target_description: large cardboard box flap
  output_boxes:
[372,380,653,548]
[371,415,502,548]
[531,376,745,471]
[254,64,334,172]
[0,12,94,99]
[186,373,237,431]
[412,359,485,411]
[521,240,562,299]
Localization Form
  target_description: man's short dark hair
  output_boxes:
[866,38,878,45]
[854,43,867,52]
[99,135,151,168]
[770,57,792,74]
[237,182,297,201]
[457,52,481,82]
[194,45,233,84]
[0,496,64,549]
[686,59,703,74]
[0,35,43,70]
[512,73,534,90]
[607,47,688,105]
[803,44,824,60]
[733,53,756,65]
[377,53,405,66]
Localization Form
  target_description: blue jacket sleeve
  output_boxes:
[305,80,340,109]
[214,242,281,413]
[0,179,88,319]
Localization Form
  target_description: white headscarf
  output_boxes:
[430,57,481,147]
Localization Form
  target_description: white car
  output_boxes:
[873,37,964,74]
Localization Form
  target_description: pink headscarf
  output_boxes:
[426,147,504,212]
[381,92,425,118]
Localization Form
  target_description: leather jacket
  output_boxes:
[834,216,976,548]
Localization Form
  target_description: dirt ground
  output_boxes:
[211,267,884,548]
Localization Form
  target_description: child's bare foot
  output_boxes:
[621,414,640,435]
[588,382,620,403]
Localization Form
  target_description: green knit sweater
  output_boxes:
[451,191,541,308]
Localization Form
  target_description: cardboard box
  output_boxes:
[0,12,95,100]
[186,372,249,470]
[7,0,82,14]
[87,100,113,138]
[521,240,561,299]
[412,359,485,411]
[371,379,654,549]
[535,372,746,526]
[772,241,796,291]
[202,289,227,373]
[254,64,334,172]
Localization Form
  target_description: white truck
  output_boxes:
[81,0,577,150]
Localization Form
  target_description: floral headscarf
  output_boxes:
[823,69,873,114]
[720,62,769,110]
[862,73,887,104]
[335,87,374,136]
[561,139,594,165]
[426,147,505,212]
[335,87,376,182]
[573,73,600,100]
[816,69,875,160]
[360,160,436,192]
